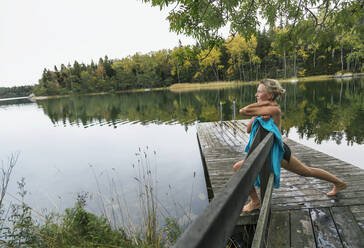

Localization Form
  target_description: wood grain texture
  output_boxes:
[331,206,364,248]
[197,120,364,246]
[267,211,290,248]
[290,209,315,248]
[310,208,343,248]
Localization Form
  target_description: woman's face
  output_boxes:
[255,84,273,102]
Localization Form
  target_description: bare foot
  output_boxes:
[242,200,261,213]
[327,182,347,196]
[233,160,244,172]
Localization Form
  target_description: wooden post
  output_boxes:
[251,173,274,248]
[219,102,222,123]
[260,128,271,201]
[233,101,236,121]
[173,131,274,248]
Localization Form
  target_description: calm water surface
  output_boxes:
[1,78,363,225]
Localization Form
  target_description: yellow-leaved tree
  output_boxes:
[197,47,223,81]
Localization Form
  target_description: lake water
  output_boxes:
[1,78,363,227]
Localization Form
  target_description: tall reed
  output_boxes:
[0,148,192,247]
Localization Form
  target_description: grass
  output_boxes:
[32,87,168,100]
[279,74,334,83]
[0,153,18,209]
[168,74,341,92]
[168,81,246,92]
[0,150,190,247]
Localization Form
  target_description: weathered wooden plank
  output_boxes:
[310,208,343,248]
[224,121,249,145]
[174,126,274,248]
[267,211,290,248]
[197,119,364,236]
[350,205,364,213]
[204,122,223,148]
[211,122,236,147]
[252,173,274,248]
[277,181,364,193]
[276,175,364,188]
[272,191,364,205]
[290,209,315,248]
[331,206,364,248]
[236,211,259,225]
[196,123,212,147]
[281,167,363,177]
[220,122,243,147]
[217,126,237,147]
[197,133,214,200]
[349,205,364,234]
[273,197,364,211]
[274,187,322,195]
[224,120,247,135]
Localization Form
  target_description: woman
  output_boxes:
[233,79,347,212]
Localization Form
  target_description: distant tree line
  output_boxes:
[0,86,33,99]
[33,2,363,96]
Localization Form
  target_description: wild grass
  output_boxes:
[279,74,333,83]
[0,153,18,210]
[88,146,193,246]
[168,74,343,93]
[0,150,191,247]
[32,87,167,100]
[169,81,245,92]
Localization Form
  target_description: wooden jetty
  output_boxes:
[196,120,364,248]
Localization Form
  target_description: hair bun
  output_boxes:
[260,78,286,100]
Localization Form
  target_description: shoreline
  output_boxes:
[26,73,363,100]
[30,87,168,100]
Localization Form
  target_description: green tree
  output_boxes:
[197,47,223,81]
[225,34,248,81]
[141,0,361,47]
[170,45,193,83]
[270,27,291,78]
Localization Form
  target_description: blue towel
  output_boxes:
[244,117,284,188]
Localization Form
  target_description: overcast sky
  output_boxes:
[0,0,196,87]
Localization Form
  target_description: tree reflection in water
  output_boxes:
[34,78,364,145]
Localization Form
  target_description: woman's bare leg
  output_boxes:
[233,160,261,212]
[281,155,347,196]
[242,187,261,212]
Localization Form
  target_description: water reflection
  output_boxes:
[0,105,208,227]
[281,79,364,145]
[1,78,363,227]
[31,78,364,145]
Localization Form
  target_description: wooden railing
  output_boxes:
[173,124,274,248]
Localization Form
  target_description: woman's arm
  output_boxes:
[246,116,256,133]
[239,100,280,117]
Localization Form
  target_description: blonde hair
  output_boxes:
[260,78,286,100]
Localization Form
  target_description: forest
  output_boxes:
[32,1,363,96]
[0,86,33,99]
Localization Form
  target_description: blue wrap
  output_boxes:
[244,117,284,188]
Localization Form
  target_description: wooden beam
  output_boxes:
[267,211,290,248]
[310,208,343,248]
[252,173,274,248]
[173,130,273,248]
[290,209,315,248]
[331,206,364,247]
